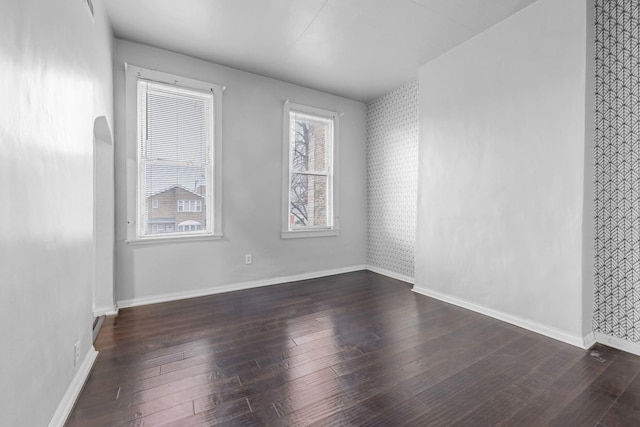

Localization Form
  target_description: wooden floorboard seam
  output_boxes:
[66,271,640,427]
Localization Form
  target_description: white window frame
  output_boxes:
[281,101,339,239]
[152,199,159,209]
[124,64,223,244]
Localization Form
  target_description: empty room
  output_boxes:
[2,0,640,425]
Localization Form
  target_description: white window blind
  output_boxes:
[137,79,214,238]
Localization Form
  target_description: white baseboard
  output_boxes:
[92,315,106,343]
[366,265,415,284]
[93,305,118,317]
[48,346,98,427]
[583,331,597,349]
[118,265,367,309]
[595,332,640,356]
[412,286,588,349]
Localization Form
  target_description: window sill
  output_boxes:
[126,234,223,245]
[281,229,339,239]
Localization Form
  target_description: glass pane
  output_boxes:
[289,112,330,173]
[142,163,207,236]
[289,174,328,228]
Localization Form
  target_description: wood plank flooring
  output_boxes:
[66,271,640,426]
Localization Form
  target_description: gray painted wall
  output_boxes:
[0,0,114,425]
[366,81,419,280]
[113,40,368,304]
[415,0,592,344]
[94,116,116,315]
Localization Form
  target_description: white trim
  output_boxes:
[124,64,224,244]
[92,316,105,343]
[281,101,339,236]
[595,332,640,357]
[126,234,223,245]
[118,265,367,309]
[583,331,596,349]
[285,101,340,120]
[281,229,339,239]
[281,101,292,234]
[366,265,415,284]
[412,286,588,349]
[93,305,118,317]
[48,346,98,427]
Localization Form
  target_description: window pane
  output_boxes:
[143,163,207,236]
[290,112,330,173]
[289,174,328,227]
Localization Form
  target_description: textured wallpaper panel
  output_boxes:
[594,0,640,341]
[366,80,418,278]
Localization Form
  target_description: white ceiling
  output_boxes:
[105,0,538,102]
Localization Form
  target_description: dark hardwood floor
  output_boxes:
[67,271,640,426]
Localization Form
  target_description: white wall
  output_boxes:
[0,0,113,425]
[114,40,367,304]
[94,116,116,315]
[583,0,595,342]
[415,0,591,344]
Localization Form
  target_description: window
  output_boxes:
[282,102,339,238]
[125,65,223,243]
[178,221,202,232]
[177,199,202,212]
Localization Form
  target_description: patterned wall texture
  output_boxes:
[366,80,418,279]
[594,0,640,342]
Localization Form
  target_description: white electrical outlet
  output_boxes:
[74,340,80,367]
[245,254,252,265]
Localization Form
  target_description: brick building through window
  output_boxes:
[146,185,206,234]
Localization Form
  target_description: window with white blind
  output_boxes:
[125,65,223,243]
[282,102,339,239]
